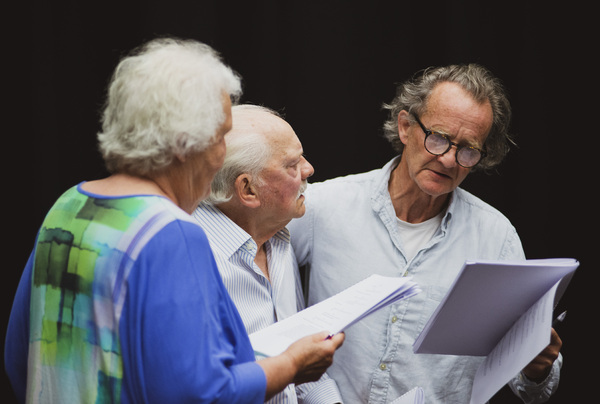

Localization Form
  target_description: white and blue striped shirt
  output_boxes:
[193,202,343,404]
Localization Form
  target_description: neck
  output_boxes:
[254,244,269,281]
[216,202,278,281]
[388,164,449,224]
[216,202,280,248]
[151,161,203,214]
[82,173,169,198]
[83,167,202,215]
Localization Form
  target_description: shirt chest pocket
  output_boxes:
[415,285,448,337]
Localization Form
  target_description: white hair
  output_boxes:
[97,37,242,176]
[205,105,279,204]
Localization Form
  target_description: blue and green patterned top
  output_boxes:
[5,184,266,403]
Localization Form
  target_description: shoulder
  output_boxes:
[452,187,516,229]
[141,196,202,236]
[306,167,383,205]
[130,207,221,304]
[123,197,213,270]
[311,167,382,190]
[146,211,211,256]
[451,188,524,259]
[453,188,506,216]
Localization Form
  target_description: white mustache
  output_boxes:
[297,181,308,198]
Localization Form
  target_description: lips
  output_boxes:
[432,170,451,179]
[425,166,452,179]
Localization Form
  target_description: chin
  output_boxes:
[295,206,306,218]
[418,179,455,197]
[425,189,453,199]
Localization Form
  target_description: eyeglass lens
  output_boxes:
[424,132,481,167]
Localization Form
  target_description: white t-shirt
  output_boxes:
[396,212,443,262]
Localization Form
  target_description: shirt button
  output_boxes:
[379,363,387,370]
[391,316,398,323]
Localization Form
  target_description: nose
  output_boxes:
[437,145,458,168]
[301,157,314,179]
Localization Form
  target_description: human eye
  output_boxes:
[288,153,306,167]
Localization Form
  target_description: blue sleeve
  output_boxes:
[119,220,266,403]
[5,250,34,404]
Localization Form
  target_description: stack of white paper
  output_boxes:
[249,274,421,357]
[413,258,579,404]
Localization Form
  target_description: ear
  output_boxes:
[234,174,261,208]
[397,110,412,145]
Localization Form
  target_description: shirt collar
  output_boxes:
[371,156,454,231]
[194,202,291,259]
[272,227,291,244]
[194,202,255,259]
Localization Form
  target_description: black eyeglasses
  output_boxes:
[412,114,486,168]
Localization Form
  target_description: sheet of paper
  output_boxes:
[413,258,578,356]
[469,281,559,404]
[390,386,424,404]
[249,274,420,357]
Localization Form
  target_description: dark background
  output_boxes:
[5,1,594,402]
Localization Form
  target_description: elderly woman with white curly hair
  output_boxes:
[5,37,343,404]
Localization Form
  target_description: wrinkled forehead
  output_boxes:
[427,83,492,117]
[425,82,493,136]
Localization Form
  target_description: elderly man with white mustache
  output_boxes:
[193,104,342,404]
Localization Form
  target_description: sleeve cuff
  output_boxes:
[296,374,343,404]
[231,361,267,404]
[508,353,563,404]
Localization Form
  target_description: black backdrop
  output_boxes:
[5,1,594,402]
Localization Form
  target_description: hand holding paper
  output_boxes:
[250,274,420,357]
[521,327,562,382]
[470,281,560,404]
[412,258,578,404]
[257,330,345,400]
[287,331,345,385]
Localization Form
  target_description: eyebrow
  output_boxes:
[421,120,482,149]
[288,154,303,166]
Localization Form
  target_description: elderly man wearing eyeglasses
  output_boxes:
[288,64,562,404]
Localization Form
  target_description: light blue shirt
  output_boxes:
[193,202,343,404]
[288,157,561,404]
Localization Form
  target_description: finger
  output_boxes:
[327,332,345,348]
[312,331,333,341]
[550,328,562,347]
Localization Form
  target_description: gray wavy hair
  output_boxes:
[98,37,242,176]
[205,105,279,204]
[382,64,514,171]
